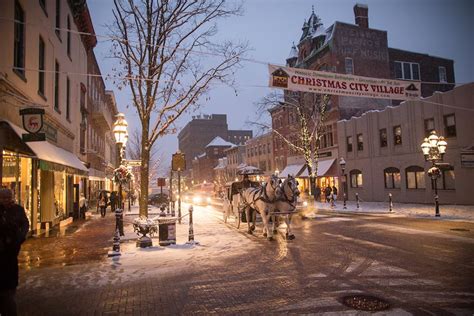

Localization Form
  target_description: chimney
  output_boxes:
[354,4,369,28]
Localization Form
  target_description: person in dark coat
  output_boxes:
[110,191,117,213]
[332,186,338,201]
[324,186,332,203]
[0,188,29,316]
[314,186,321,202]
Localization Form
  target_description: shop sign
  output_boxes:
[124,159,142,166]
[268,64,421,100]
[316,152,332,158]
[172,152,186,171]
[461,153,474,168]
[43,122,58,142]
[19,108,46,142]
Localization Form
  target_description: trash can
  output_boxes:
[158,217,177,246]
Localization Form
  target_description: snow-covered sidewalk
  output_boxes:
[106,203,258,282]
[301,199,474,222]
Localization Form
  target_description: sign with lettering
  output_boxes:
[268,64,421,101]
[124,159,142,166]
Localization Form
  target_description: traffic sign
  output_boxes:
[172,152,186,171]
[157,178,166,186]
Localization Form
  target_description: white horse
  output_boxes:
[272,175,300,240]
[240,174,281,240]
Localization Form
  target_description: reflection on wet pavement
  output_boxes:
[19,212,117,270]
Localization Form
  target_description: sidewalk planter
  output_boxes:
[132,217,157,248]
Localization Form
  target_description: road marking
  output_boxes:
[359,223,474,244]
[323,232,398,251]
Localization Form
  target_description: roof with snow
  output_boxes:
[287,43,298,60]
[205,136,235,148]
[300,6,325,42]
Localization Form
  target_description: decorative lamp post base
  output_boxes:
[136,236,153,248]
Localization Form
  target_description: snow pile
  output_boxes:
[301,200,474,222]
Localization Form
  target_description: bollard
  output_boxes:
[115,208,124,236]
[343,193,347,209]
[109,228,121,257]
[389,193,393,212]
[356,193,360,209]
[188,205,194,242]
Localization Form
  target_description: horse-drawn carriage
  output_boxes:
[222,172,301,240]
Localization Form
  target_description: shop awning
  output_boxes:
[2,120,88,175]
[279,164,305,178]
[299,158,336,177]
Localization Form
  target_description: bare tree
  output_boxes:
[252,91,330,194]
[126,128,166,191]
[111,0,247,216]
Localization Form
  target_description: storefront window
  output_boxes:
[1,150,33,228]
[53,171,66,218]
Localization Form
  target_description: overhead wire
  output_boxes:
[0,17,472,112]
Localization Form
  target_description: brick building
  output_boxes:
[272,4,455,193]
[245,132,274,176]
[191,136,235,185]
[178,114,252,171]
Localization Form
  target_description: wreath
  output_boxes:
[113,165,132,184]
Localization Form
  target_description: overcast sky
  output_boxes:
[88,0,473,174]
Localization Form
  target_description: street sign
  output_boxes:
[124,159,142,166]
[157,178,166,186]
[172,152,186,171]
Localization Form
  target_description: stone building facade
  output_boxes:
[337,83,474,205]
[0,0,94,231]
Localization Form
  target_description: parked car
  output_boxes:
[148,193,169,206]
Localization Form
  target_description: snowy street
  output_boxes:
[15,203,474,315]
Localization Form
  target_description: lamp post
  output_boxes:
[113,113,128,232]
[339,157,347,209]
[421,130,447,217]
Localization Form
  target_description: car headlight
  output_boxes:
[206,197,211,203]
[192,196,202,204]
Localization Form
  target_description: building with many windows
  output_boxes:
[337,83,474,204]
[245,132,274,176]
[0,0,94,232]
[271,4,455,196]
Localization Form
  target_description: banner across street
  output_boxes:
[268,64,421,101]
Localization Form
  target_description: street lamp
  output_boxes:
[113,112,128,211]
[339,157,347,209]
[421,130,447,217]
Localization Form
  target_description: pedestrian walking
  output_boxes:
[99,195,107,218]
[0,188,29,316]
[79,193,87,219]
[324,186,332,203]
[332,185,338,201]
[110,191,117,213]
[314,186,321,202]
